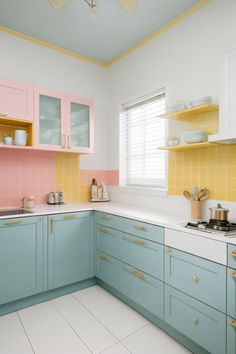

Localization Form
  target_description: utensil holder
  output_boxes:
[191,201,201,220]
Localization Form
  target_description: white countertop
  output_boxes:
[1,202,236,245]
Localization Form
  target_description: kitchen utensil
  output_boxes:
[197,189,206,200]
[21,196,35,209]
[191,186,199,201]
[183,190,192,200]
[183,131,207,144]
[209,203,229,221]
[4,136,13,145]
[14,130,27,146]
[191,201,201,220]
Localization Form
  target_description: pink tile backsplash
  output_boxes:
[0,150,56,207]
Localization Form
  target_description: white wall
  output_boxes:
[106,0,236,215]
[0,32,109,170]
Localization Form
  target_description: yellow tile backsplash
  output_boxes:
[168,145,236,201]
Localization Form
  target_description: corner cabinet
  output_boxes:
[34,87,94,153]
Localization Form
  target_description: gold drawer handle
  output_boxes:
[229,271,236,279]
[133,225,146,231]
[132,270,146,281]
[192,275,199,282]
[98,254,111,262]
[99,226,112,234]
[231,251,236,258]
[64,215,78,219]
[132,239,146,246]
[100,215,111,220]
[4,220,22,225]
[192,318,199,325]
[228,320,236,328]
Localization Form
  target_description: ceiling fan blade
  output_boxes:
[117,0,137,14]
[48,0,69,10]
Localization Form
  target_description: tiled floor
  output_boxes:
[0,286,191,354]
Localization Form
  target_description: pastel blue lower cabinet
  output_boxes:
[121,233,164,280]
[228,244,236,269]
[0,216,44,305]
[121,263,164,319]
[227,317,236,354]
[165,247,226,312]
[95,224,121,259]
[95,251,120,289]
[48,212,94,290]
[227,267,236,318]
[165,285,226,354]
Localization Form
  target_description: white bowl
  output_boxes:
[190,96,212,107]
[184,131,207,144]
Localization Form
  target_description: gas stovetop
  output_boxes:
[184,220,236,237]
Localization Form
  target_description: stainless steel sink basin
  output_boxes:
[0,209,34,217]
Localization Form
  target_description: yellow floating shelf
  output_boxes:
[158,142,216,151]
[159,104,219,120]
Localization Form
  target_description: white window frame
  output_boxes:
[119,89,168,194]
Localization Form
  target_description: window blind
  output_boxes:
[120,90,167,188]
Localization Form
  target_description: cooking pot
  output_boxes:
[209,203,229,221]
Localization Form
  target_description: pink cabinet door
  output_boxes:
[66,95,94,154]
[0,78,33,121]
[34,87,66,151]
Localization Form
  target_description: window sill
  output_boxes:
[115,186,168,197]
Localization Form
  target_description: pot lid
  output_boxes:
[209,203,229,212]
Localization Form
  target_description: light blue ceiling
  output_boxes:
[0,0,200,63]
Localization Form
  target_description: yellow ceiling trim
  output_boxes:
[0,25,107,68]
[106,0,212,67]
[0,0,211,69]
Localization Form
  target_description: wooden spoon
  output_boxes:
[183,190,192,201]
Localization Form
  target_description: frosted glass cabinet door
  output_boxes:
[35,88,66,151]
[67,96,94,153]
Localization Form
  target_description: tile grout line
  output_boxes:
[16,312,36,354]
[118,323,150,342]
[71,292,121,341]
[50,299,93,354]
[99,340,132,354]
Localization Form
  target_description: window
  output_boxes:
[120,90,167,189]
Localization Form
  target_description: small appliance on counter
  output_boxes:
[47,191,65,205]
[21,196,35,209]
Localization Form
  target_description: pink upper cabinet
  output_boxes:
[0,78,34,121]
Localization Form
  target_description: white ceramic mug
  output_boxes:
[14,130,27,146]
[4,136,13,145]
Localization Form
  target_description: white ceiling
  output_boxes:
[0,0,201,64]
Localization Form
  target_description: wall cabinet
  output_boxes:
[0,216,44,305]
[34,87,94,153]
[0,78,34,121]
[48,212,94,290]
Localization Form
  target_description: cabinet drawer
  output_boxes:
[95,212,120,230]
[165,285,226,354]
[95,251,120,290]
[227,317,236,354]
[228,244,236,269]
[121,233,163,280]
[119,218,164,244]
[96,224,121,259]
[121,263,164,319]
[165,247,226,312]
[227,268,236,318]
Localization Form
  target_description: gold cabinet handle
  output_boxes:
[62,134,66,149]
[99,226,112,234]
[229,271,236,279]
[50,217,55,233]
[63,215,78,219]
[123,266,146,281]
[4,220,22,225]
[133,225,146,231]
[98,254,111,262]
[192,318,199,325]
[231,251,236,258]
[228,320,236,328]
[67,135,70,149]
[192,275,199,282]
[100,215,111,220]
[132,239,147,246]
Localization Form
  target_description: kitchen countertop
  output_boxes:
[1,202,236,245]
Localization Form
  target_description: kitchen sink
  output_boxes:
[0,209,34,217]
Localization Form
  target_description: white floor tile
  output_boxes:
[101,342,130,354]
[18,301,91,354]
[52,294,118,354]
[0,312,33,354]
[73,286,148,340]
[122,323,192,354]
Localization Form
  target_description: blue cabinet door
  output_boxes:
[227,317,236,354]
[48,212,94,290]
[95,224,121,259]
[95,251,121,290]
[0,216,44,305]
